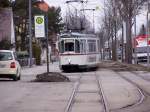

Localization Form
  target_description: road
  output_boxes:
[0,63,73,112]
[0,63,150,112]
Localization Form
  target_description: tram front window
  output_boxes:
[65,42,74,52]
[63,39,80,53]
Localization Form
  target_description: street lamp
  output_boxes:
[147,2,150,67]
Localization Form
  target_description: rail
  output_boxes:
[95,72,110,112]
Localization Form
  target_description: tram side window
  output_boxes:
[97,40,100,52]
[75,40,80,53]
[80,40,86,53]
[88,40,96,53]
[59,40,64,53]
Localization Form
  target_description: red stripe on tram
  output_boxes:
[60,53,99,56]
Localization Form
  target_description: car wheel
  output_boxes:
[17,74,21,80]
[13,69,19,81]
[13,76,18,81]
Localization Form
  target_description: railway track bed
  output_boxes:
[63,69,150,112]
[64,72,109,112]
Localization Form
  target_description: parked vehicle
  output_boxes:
[134,35,149,62]
[0,50,21,81]
[58,32,100,72]
[133,47,148,62]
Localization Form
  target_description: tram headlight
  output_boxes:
[68,59,71,64]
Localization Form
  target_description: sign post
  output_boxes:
[34,15,49,73]
[45,13,49,73]
[34,1,49,74]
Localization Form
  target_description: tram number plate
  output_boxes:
[88,56,96,62]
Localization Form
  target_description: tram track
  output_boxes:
[64,73,82,112]
[64,70,150,112]
[95,72,110,112]
[114,71,150,112]
[130,71,150,82]
[64,71,110,112]
[117,72,150,96]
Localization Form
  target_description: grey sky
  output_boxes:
[44,0,104,31]
[44,0,147,34]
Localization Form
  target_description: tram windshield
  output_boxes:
[65,42,74,52]
[59,39,80,53]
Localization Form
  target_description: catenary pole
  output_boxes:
[134,16,137,64]
[147,2,150,67]
[29,0,33,67]
[92,9,95,33]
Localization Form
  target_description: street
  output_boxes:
[1,0,150,112]
[0,63,73,112]
[0,62,150,112]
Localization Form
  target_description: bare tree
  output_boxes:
[100,0,147,63]
[64,10,92,33]
[99,0,122,61]
[115,0,147,63]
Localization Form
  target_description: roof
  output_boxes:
[59,32,96,38]
[0,50,13,52]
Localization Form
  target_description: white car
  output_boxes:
[0,50,21,81]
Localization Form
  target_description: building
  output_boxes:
[0,8,15,44]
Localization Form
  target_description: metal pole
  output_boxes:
[29,0,33,67]
[147,9,150,67]
[147,1,150,67]
[114,0,117,61]
[46,13,49,73]
[121,23,124,62]
[92,9,95,33]
[81,1,85,32]
[134,16,137,64]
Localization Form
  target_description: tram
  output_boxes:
[58,32,100,71]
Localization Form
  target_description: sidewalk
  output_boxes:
[22,62,61,76]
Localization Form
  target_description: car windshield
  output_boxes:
[0,52,13,61]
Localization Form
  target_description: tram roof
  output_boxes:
[59,32,97,38]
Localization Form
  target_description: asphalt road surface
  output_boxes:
[0,63,150,112]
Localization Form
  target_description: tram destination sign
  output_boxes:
[34,15,45,38]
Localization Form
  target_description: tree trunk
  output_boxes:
[112,26,117,61]
[121,23,124,62]
[108,37,111,59]
[126,18,133,64]
[114,20,117,61]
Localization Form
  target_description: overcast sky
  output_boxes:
[44,0,147,33]
[44,0,104,31]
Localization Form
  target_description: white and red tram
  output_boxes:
[58,32,100,71]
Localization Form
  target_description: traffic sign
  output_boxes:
[36,17,44,24]
[34,15,45,38]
